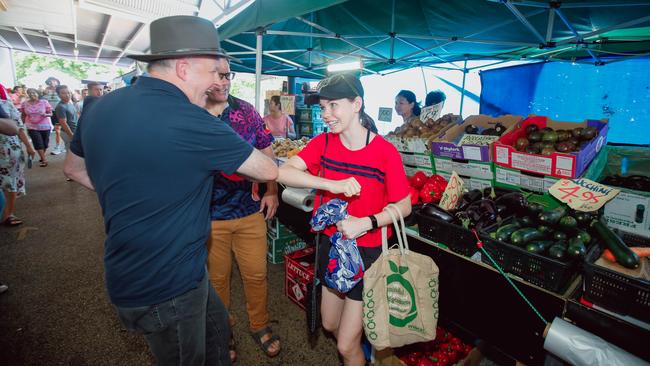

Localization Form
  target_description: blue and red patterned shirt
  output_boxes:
[210,96,274,220]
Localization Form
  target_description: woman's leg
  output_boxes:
[2,191,18,222]
[320,286,345,336]
[336,298,366,366]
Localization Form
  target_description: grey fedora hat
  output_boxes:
[128,15,229,62]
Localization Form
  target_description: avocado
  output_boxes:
[528,131,543,142]
[542,131,559,143]
[580,126,598,140]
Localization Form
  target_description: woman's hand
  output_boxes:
[327,177,361,197]
[336,215,371,239]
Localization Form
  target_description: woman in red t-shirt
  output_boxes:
[278,74,412,366]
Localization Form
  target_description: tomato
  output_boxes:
[416,357,434,366]
[427,174,447,186]
[410,187,420,205]
[429,351,449,366]
[449,336,462,345]
[410,171,428,189]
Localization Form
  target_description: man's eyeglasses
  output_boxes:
[218,72,236,81]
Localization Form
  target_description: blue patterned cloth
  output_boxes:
[310,199,365,293]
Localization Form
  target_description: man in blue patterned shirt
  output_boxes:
[204,57,281,361]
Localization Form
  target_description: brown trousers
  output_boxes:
[207,212,269,331]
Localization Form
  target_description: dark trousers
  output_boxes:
[115,270,232,366]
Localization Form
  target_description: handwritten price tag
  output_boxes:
[549,178,620,212]
[439,171,465,211]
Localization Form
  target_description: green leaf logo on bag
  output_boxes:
[386,260,417,327]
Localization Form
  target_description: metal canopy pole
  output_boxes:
[501,0,546,45]
[390,0,396,61]
[459,59,468,118]
[545,8,555,43]
[554,9,602,64]
[395,37,463,70]
[554,14,650,46]
[255,29,262,111]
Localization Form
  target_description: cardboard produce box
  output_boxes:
[430,114,522,162]
[267,232,306,264]
[385,114,462,154]
[493,116,608,179]
[494,166,562,209]
[285,246,316,309]
[583,145,650,240]
[432,156,494,180]
[436,170,494,191]
[267,217,294,239]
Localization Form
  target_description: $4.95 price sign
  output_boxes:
[549,178,620,212]
[439,171,465,211]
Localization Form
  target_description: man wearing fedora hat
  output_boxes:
[64,15,278,365]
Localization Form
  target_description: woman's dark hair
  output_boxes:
[270,95,281,109]
[396,90,421,116]
[345,97,377,134]
[425,90,447,107]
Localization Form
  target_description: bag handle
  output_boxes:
[383,205,406,255]
[387,203,410,252]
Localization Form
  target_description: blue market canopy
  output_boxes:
[218,0,650,77]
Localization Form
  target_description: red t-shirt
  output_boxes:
[297,133,410,247]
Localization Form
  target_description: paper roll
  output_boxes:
[544,317,648,366]
[282,188,315,212]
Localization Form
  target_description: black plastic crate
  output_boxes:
[582,243,650,323]
[415,211,478,257]
[478,220,582,294]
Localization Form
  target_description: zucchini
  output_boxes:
[566,237,587,259]
[520,216,534,226]
[496,223,521,242]
[527,202,545,216]
[538,207,566,225]
[591,218,640,269]
[574,212,592,227]
[552,231,567,241]
[525,240,554,254]
[537,225,554,237]
[548,241,567,260]
[559,215,578,229]
[576,230,591,244]
[511,228,544,246]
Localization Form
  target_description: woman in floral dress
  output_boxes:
[0,84,35,226]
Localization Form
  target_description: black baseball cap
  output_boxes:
[315,74,364,100]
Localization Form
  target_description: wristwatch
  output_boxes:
[368,215,378,230]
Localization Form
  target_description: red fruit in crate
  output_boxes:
[410,171,428,189]
[449,336,462,345]
[406,352,422,366]
[462,344,474,356]
[416,357,435,366]
[410,187,420,205]
[427,174,447,185]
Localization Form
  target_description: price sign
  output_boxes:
[280,95,296,115]
[419,102,443,122]
[458,134,500,146]
[549,178,620,212]
[439,171,465,211]
[378,107,393,122]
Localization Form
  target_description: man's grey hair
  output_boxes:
[146,56,229,72]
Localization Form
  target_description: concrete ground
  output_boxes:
[0,149,340,365]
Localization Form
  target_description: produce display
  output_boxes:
[394,326,474,366]
[272,137,310,158]
[408,172,448,205]
[487,204,599,261]
[511,124,599,155]
[386,113,459,140]
[460,121,507,137]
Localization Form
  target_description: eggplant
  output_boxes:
[420,203,456,223]
[457,189,483,211]
[494,192,528,215]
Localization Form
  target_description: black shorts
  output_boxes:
[28,129,51,151]
[317,234,382,301]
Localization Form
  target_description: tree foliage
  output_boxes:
[14,52,111,83]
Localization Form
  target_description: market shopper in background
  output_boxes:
[63,15,278,366]
[277,74,411,366]
[87,82,103,98]
[21,88,53,167]
[425,89,446,110]
[43,77,65,155]
[263,95,296,139]
[394,89,421,125]
[10,85,26,111]
[0,107,18,293]
[54,85,78,152]
[0,84,36,227]
[204,57,281,361]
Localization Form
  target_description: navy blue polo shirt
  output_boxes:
[70,76,254,307]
